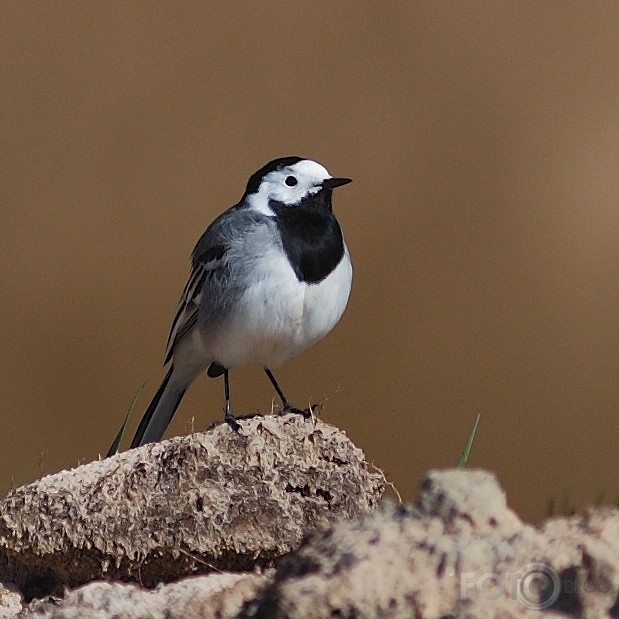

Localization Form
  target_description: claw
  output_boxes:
[283,404,316,419]
[224,408,241,432]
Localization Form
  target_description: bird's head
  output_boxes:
[245,157,351,215]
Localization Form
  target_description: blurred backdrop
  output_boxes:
[2,2,619,520]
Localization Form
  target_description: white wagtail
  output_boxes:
[130,157,352,447]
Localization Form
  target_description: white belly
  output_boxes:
[206,246,352,369]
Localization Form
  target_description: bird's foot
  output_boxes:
[224,408,241,432]
[282,403,318,420]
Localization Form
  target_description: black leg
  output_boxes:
[264,368,289,408]
[264,369,312,418]
[223,370,240,431]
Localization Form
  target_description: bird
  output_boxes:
[129,156,353,448]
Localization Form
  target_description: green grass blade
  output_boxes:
[560,488,574,516]
[545,497,556,518]
[105,383,145,458]
[457,414,481,468]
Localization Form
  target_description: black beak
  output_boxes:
[322,177,352,190]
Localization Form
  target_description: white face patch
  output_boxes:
[246,159,332,216]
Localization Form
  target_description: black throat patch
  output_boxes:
[270,190,345,284]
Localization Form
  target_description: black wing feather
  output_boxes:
[163,244,226,364]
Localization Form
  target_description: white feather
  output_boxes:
[246,159,332,214]
[197,245,352,370]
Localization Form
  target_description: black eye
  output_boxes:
[285,175,298,187]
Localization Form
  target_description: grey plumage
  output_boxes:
[165,209,273,364]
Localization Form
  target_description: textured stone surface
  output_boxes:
[4,451,619,617]
[19,572,270,619]
[0,413,384,598]
[243,469,619,618]
[0,583,22,619]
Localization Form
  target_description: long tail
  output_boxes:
[130,366,186,448]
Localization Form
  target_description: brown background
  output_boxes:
[2,2,619,521]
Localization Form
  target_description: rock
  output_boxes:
[418,468,522,534]
[0,414,385,598]
[0,583,22,619]
[19,571,270,619]
[5,431,619,618]
[243,469,619,618]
